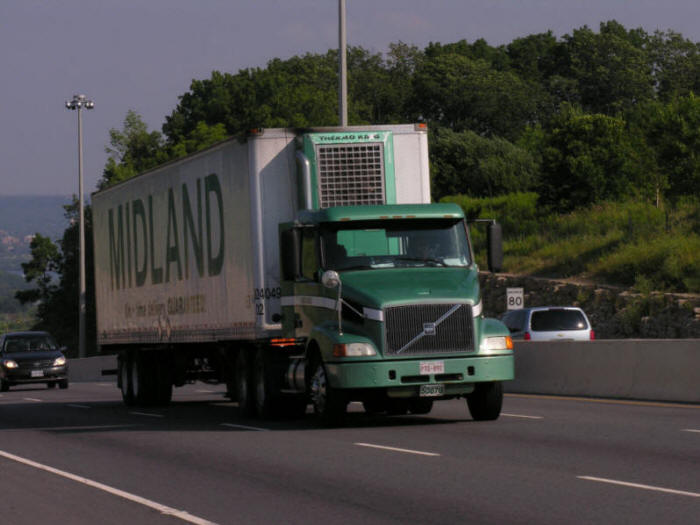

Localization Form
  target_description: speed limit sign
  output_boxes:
[506,287,524,310]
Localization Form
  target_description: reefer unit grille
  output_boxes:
[316,143,385,208]
[385,303,475,356]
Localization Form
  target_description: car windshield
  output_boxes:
[321,219,472,271]
[3,335,58,353]
[531,310,588,331]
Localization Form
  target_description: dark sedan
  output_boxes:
[0,331,69,391]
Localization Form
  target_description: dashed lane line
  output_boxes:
[129,411,165,418]
[24,398,43,403]
[682,429,700,433]
[501,413,543,419]
[220,423,269,431]
[578,476,700,498]
[0,449,218,524]
[67,404,91,409]
[355,442,440,457]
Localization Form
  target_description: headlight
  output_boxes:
[53,356,67,366]
[332,342,377,357]
[3,360,18,369]
[482,336,514,352]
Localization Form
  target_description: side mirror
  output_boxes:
[487,222,503,273]
[280,228,302,280]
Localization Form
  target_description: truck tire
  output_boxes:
[310,360,346,426]
[254,348,281,418]
[235,349,256,417]
[467,381,503,421]
[119,354,136,406]
[408,398,433,415]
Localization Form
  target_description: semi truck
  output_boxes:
[92,124,514,424]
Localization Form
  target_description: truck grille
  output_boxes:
[385,303,475,356]
[316,143,385,208]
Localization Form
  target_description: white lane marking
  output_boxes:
[129,411,164,418]
[196,389,214,393]
[682,429,700,433]
[578,476,700,498]
[0,449,218,524]
[1,425,137,432]
[24,398,42,402]
[67,404,91,409]
[220,423,269,432]
[355,442,440,457]
[501,413,543,420]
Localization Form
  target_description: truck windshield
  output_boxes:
[321,219,472,271]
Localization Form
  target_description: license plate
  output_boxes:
[31,370,44,378]
[419,384,444,397]
[420,361,444,375]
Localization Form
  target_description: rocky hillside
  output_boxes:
[480,272,700,339]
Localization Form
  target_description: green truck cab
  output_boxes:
[279,203,514,423]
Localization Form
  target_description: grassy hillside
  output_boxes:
[443,193,700,293]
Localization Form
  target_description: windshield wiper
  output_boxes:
[393,256,446,267]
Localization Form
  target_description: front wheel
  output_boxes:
[0,377,9,392]
[310,361,346,426]
[466,381,503,421]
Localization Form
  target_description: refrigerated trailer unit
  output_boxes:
[92,125,514,423]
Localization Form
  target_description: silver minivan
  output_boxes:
[501,307,594,341]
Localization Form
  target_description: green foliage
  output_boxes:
[429,128,539,200]
[534,105,643,212]
[100,110,168,189]
[410,53,546,140]
[452,195,700,293]
[15,201,96,354]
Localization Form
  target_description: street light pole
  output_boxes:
[338,0,347,126]
[65,94,94,358]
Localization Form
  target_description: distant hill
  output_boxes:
[0,195,71,276]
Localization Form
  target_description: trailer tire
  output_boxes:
[467,381,503,421]
[254,348,281,419]
[119,354,136,406]
[153,357,172,406]
[310,359,346,426]
[235,349,256,417]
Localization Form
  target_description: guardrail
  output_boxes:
[505,340,700,404]
[69,340,700,404]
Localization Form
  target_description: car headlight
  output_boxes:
[3,360,18,369]
[333,342,377,357]
[482,336,514,352]
[53,356,67,366]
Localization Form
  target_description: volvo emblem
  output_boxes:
[423,322,436,335]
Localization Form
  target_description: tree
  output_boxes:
[410,53,546,140]
[533,105,643,211]
[15,202,96,356]
[100,110,167,189]
[561,21,655,114]
[429,128,539,200]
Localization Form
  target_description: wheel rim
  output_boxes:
[310,365,327,414]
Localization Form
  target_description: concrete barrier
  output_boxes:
[69,340,700,404]
[505,340,700,403]
[68,355,117,383]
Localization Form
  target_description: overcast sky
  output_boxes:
[1,0,699,196]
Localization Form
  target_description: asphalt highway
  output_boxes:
[0,382,698,524]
